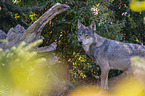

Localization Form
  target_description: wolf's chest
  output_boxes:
[82,45,90,53]
[82,44,99,60]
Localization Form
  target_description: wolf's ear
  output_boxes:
[78,20,84,29]
[89,21,96,32]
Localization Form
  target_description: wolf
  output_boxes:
[77,20,145,90]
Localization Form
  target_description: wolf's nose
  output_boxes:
[79,41,82,45]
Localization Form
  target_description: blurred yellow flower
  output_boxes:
[129,0,145,12]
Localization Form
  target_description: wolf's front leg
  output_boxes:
[100,67,109,90]
[97,58,110,90]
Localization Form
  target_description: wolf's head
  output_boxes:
[77,20,96,46]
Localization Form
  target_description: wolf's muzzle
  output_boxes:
[79,41,83,45]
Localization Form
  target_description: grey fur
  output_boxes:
[77,20,145,90]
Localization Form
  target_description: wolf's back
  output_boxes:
[107,40,145,58]
[102,40,145,70]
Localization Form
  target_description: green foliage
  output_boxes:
[0,0,30,32]
[91,4,125,41]
[109,0,145,44]
[0,0,49,32]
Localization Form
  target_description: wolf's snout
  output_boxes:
[79,41,83,45]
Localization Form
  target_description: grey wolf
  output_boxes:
[77,20,145,90]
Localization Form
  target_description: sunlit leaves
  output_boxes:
[29,11,39,23]
[91,4,124,41]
